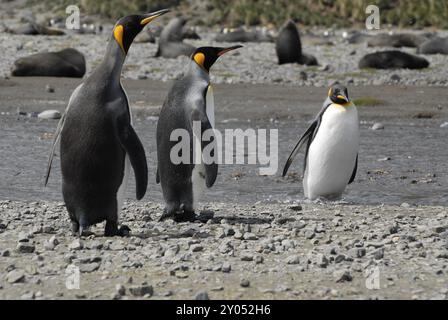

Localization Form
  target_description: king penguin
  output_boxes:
[44,9,170,236]
[156,45,242,222]
[282,84,359,200]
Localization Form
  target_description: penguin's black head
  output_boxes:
[328,83,350,105]
[192,46,243,72]
[113,9,170,54]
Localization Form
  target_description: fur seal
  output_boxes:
[359,50,429,69]
[12,48,86,77]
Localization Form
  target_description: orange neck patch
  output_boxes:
[113,25,125,54]
[194,53,206,68]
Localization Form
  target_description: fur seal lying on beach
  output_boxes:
[155,17,195,58]
[12,48,86,77]
[359,50,429,69]
[417,37,448,55]
[275,20,318,66]
[367,33,430,48]
[214,27,272,43]
[5,22,65,36]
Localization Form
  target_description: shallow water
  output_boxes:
[1,114,446,206]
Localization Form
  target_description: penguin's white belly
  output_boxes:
[191,163,206,210]
[190,84,215,210]
[304,105,359,200]
[116,85,132,219]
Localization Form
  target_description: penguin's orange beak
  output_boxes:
[140,9,170,26]
[217,45,243,56]
[337,94,349,104]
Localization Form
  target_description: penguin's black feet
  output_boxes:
[159,209,197,223]
[71,221,79,236]
[118,225,131,237]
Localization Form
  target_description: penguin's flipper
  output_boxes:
[156,167,160,184]
[191,107,218,188]
[282,120,317,177]
[116,115,148,200]
[44,111,66,186]
[202,120,218,188]
[348,154,358,184]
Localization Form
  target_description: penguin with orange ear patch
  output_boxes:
[156,45,242,222]
[45,9,170,236]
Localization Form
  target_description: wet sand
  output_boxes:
[0,77,447,205]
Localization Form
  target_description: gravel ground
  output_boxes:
[0,200,447,300]
[2,27,448,87]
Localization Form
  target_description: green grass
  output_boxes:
[353,97,385,106]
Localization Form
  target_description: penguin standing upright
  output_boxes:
[283,84,359,200]
[156,45,242,222]
[45,9,170,236]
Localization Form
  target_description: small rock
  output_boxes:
[390,74,401,82]
[21,291,35,300]
[241,253,254,262]
[240,279,250,288]
[195,291,209,300]
[116,284,126,296]
[18,231,29,242]
[233,230,244,239]
[299,71,307,81]
[45,85,55,93]
[372,248,384,260]
[348,248,366,259]
[38,110,61,120]
[371,123,384,130]
[255,255,264,264]
[79,263,100,273]
[286,255,300,265]
[7,270,25,283]
[222,262,231,273]
[440,122,448,128]
[69,239,83,250]
[288,204,302,212]
[243,233,258,240]
[129,283,153,297]
[16,243,35,254]
[190,244,203,252]
[109,240,125,251]
[44,235,59,251]
[333,270,352,283]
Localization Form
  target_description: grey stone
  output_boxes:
[16,243,35,253]
[69,239,83,250]
[195,291,209,300]
[129,283,153,297]
[333,270,352,283]
[243,232,258,240]
[7,269,25,283]
[116,284,126,296]
[240,279,250,288]
[38,110,61,120]
[286,255,300,265]
[371,123,384,130]
[190,244,203,252]
[222,262,231,273]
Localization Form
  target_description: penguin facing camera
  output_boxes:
[283,83,359,200]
